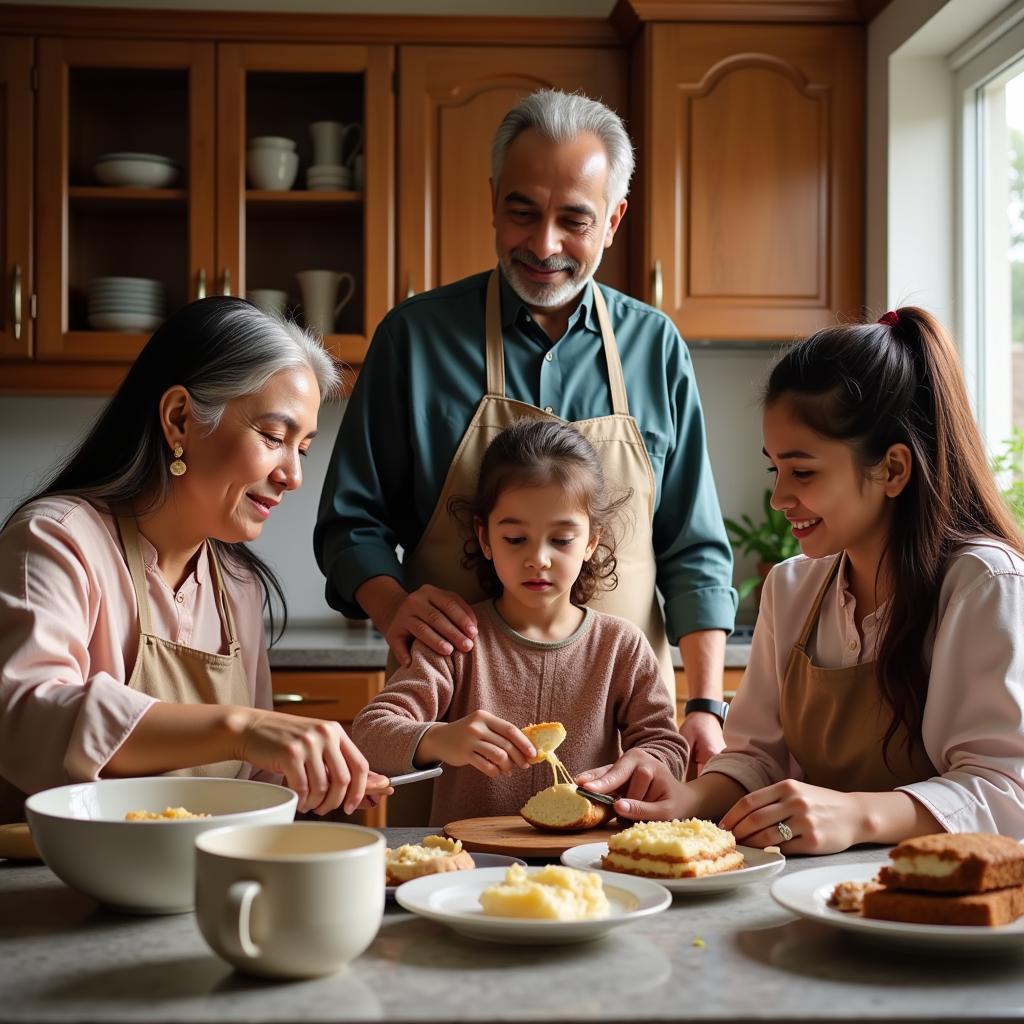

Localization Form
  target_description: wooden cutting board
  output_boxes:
[444,815,618,858]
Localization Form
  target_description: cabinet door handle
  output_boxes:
[196,268,206,300]
[651,260,663,311]
[221,268,232,297]
[405,276,415,300]
[12,264,22,340]
[272,693,335,706]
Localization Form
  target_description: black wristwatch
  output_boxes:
[683,698,729,726]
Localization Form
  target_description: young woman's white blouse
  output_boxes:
[0,496,273,819]
[705,540,1024,837]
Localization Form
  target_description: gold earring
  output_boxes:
[169,444,187,477]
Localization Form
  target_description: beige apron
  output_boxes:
[118,514,251,779]
[394,268,673,694]
[780,556,936,791]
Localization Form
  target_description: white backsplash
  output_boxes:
[0,345,776,626]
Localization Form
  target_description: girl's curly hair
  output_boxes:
[448,418,632,605]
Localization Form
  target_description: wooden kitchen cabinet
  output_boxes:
[35,38,216,364]
[634,23,864,341]
[216,43,394,366]
[271,669,387,827]
[0,37,33,361]
[397,45,630,301]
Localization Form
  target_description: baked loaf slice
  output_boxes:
[520,783,613,832]
[385,835,475,885]
[523,722,567,764]
[878,833,1024,894]
[862,883,1024,927]
[601,818,745,879]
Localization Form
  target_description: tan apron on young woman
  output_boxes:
[118,513,251,779]
[392,269,674,696]
[780,556,936,791]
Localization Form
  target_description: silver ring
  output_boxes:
[776,821,794,843]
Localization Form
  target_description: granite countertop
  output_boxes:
[3,832,1023,1024]
[269,623,754,670]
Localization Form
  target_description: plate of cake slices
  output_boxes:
[395,863,671,944]
[770,833,1024,953]
[560,818,785,894]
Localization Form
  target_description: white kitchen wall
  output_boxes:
[0,348,772,626]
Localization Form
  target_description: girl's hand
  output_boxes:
[383,584,479,667]
[576,749,685,821]
[239,709,389,816]
[679,712,726,779]
[418,711,535,777]
[718,780,862,854]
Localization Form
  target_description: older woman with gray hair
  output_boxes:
[0,296,387,823]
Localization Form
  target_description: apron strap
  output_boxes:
[591,282,629,417]
[205,543,240,649]
[485,270,505,398]
[484,268,628,415]
[794,555,843,654]
[115,511,154,636]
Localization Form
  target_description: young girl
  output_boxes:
[352,419,688,824]
[578,307,1024,850]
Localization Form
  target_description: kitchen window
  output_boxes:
[956,2,1024,453]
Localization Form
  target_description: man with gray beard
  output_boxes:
[315,90,736,803]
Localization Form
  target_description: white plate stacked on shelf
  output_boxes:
[88,277,166,332]
[306,163,351,191]
[93,152,180,188]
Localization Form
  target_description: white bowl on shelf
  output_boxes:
[248,136,296,152]
[88,304,167,317]
[25,777,298,914]
[88,310,165,332]
[93,153,180,188]
[247,148,299,191]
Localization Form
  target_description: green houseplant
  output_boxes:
[724,488,801,600]
[992,428,1024,530]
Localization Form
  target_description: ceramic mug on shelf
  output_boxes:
[296,269,356,336]
[246,289,289,317]
[309,121,362,169]
[194,822,385,979]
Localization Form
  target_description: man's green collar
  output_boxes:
[497,268,601,335]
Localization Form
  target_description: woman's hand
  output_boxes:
[381,584,479,667]
[679,711,726,779]
[718,780,864,854]
[576,749,686,821]
[239,709,389,816]
[416,711,535,777]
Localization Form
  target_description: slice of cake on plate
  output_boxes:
[601,818,745,878]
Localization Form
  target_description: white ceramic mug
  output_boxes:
[246,289,288,317]
[194,822,385,979]
[309,121,361,168]
[296,269,356,336]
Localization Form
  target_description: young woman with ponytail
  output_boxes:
[576,308,1024,852]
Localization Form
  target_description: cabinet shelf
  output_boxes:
[69,186,187,205]
[246,189,363,204]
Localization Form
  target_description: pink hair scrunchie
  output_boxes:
[878,310,901,328]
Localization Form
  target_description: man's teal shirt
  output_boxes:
[314,270,737,643]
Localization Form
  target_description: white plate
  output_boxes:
[386,852,526,901]
[88,311,163,332]
[770,861,1024,954]
[394,865,671,944]
[561,842,785,894]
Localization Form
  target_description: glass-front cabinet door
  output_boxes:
[216,43,394,367]
[35,38,215,362]
[0,37,33,360]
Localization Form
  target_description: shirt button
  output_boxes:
[176,593,184,604]
[544,406,554,414]
[545,351,554,362]
[524,314,532,323]
[848,640,857,651]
